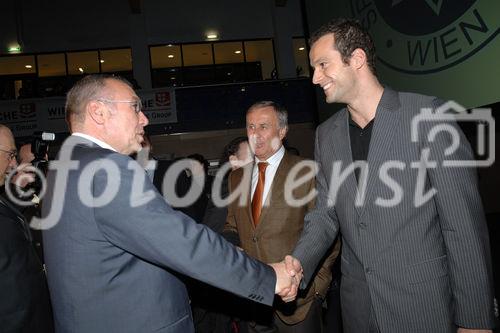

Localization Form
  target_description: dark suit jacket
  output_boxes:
[224,152,339,324]
[41,136,276,333]
[293,88,495,332]
[0,191,53,332]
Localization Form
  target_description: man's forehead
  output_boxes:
[310,34,335,55]
[0,128,15,148]
[106,79,138,99]
[248,106,276,117]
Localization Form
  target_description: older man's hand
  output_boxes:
[269,255,303,302]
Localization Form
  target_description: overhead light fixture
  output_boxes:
[167,54,174,58]
[100,59,105,63]
[25,65,32,69]
[206,33,218,39]
[170,77,176,80]
[7,45,21,53]
[78,67,84,73]
[299,47,305,51]
[234,50,241,54]
[166,44,174,47]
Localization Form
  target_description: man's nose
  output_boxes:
[312,69,322,85]
[139,111,149,126]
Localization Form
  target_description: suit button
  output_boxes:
[359,222,367,229]
[252,236,258,242]
[365,267,373,275]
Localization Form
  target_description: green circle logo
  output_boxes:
[351,0,499,74]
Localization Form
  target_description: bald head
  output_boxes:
[0,124,18,186]
[65,74,133,131]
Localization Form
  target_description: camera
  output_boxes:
[14,131,55,198]
[31,132,54,172]
[27,131,55,195]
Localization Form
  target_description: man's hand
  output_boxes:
[457,329,492,333]
[284,255,303,279]
[11,163,36,188]
[270,255,303,303]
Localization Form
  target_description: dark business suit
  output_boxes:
[224,152,339,331]
[0,191,53,332]
[293,88,495,332]
[42,136,276,333]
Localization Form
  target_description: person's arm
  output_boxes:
[292,128,340,287]
[424,99,495,329]
[93,154,280,305]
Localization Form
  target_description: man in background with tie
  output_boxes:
[223,101,339,332]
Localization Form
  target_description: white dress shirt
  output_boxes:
[251,145,285,208]
[72,133,117,152]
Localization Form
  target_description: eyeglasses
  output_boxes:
[0,148,17,161]
[97,98,143,114]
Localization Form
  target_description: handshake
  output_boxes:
[270,255,303,303]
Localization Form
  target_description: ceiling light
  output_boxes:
[25,65,32,69]
[100,59,105,63]
[168,54,174,58]
[206,33,218,39]
[299,47,305,51]
[7,45,21,53]
[170,77,176,80]
[166,44,173,47]
[78,67,84,73]
[234,50,241,54]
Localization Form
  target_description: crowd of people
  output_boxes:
[0,18,496,333]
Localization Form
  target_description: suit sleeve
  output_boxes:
[424,99,495,328]
[293,127,340,287]
[92,154,276,306]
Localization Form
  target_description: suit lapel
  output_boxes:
[238,164,256,229]
[358,88,401,220]
[258,152,290,224]
[330,111,362,216]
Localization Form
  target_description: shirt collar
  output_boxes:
[348,112,375,130]
[72,133,117,152]
[255,145,285,166]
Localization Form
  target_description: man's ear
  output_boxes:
[350,48,367,70]
[87,100,106,125]
[279,126,288,140]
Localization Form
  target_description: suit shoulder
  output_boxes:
[317,108,347,133]
[285,152,310,165]
[398,91,442,111]
[228,164,251,186]
[73,145,132,167]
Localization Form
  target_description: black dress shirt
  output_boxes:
[348,113,374,181]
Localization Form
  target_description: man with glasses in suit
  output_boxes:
[0,124,53,332]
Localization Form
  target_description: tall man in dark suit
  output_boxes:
[223,101,339,332]
[40,75,301,333]
[286,18,496,333]
[0,124,53,332]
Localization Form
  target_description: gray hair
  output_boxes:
[247,101,288,129]
[65,74,133,126]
